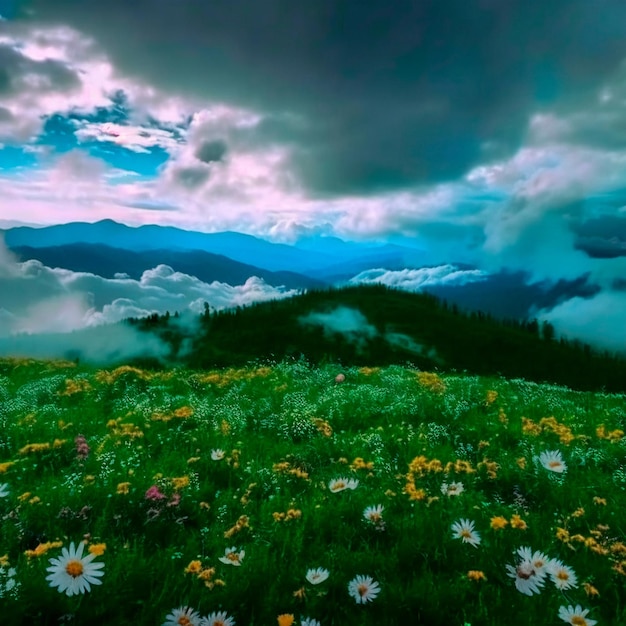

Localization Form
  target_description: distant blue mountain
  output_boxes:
[10,244,327,290]
[2,220,427,277]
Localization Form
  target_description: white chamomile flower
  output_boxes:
[451,518,481,548]
[328,477,359,493]
[218,547,245,566]
[45,541,105,597]
[506,559,546,596]
[162,606,201,626]
[363,504,384,523]
[347,574,381,604]
[537,450,567,473]
[306,567,329,585]
[441,481,464,496]
[558,604,597,626]
[200,610,235,626]
[516,546,551,578]
[549,559,578,590]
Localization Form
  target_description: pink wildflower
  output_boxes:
[74,434,90,460]
[145,485,167,501]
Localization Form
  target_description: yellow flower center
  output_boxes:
[334,482,345,490]
[226,552,239,562]
[358,583,368,596]
[215,621,225,626]
[65,560,84,578]
[571,618,587,626]
[557,571,570,580]
[516,565,534,580]
[549,461,562,468]
[461,530,472,539]
[177,617,192,626]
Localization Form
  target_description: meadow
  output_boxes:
[0,357,624,625]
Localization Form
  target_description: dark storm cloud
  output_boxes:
[175,166,211,189]
[0,42,80,96]
[195,140,227,164]
[21,0,626,195]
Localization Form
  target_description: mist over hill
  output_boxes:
[6,284,617,393]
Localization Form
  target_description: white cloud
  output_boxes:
[539,290,626,353]
[0,236,299,339]
[350,265,489,291]
[74,121,182,153]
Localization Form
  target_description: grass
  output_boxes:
[0,357,625,625]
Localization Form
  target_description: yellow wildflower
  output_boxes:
[592,496,607,506]
[485,390,498,405]
[19,442,51,455]
[0,462,15,473]
[116,482,131,495]
[0,554,9,567]
[417,371,446,393]
[516,457,526,469]
[277,615,295,626]
[350,457,374,471]
[521,417,541,436]
[583,582,600,597]
[556,527,570,543]
[184,560,203,575]
[467,570,487,582]
[312,418,333,437]
[293,586,306,600]
[510,514,527,530]
[173,406,193,419]
[24,541,63,559]
[571,507,585,518]
[18,492,31,502]
[171,476,190,491]
[490,516,508,530]
[88,543,106,556]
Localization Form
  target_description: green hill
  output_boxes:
[129,284,626,393]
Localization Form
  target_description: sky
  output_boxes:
[2,0,626,353]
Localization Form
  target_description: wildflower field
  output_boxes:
[0,357,625,625]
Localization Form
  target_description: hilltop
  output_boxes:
[127,284,626,393]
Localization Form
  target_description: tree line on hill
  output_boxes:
[124,284,626,393]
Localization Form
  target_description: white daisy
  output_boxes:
[163,606,201,626]
[549,560,578,590]
[505,559,546,596]
[347,574,381,604]
[538,450,567,473]
[451,518,481,548]
[441,481,464,496]
[218,546,245,566]
[363,505,384,523]
[558,604,597,626]
[516,547,551,579]
[328,477,359,493]
[0,483,9,498]
[306,567,329,585]
[301,618,321,626]
[200,611,235,626]
[45,541,105,597]
[211,449,225,461]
